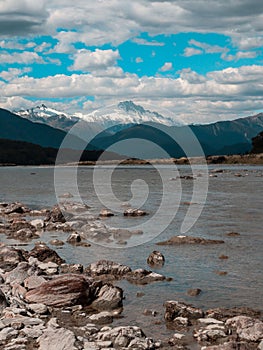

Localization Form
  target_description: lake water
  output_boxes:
[0,164,262,338]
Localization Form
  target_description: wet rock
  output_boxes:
[187,288,202,296]
[215,270,228,276]
[164,300,204,321]
[226,316,263,342]
[226,232,240,237]
[25,274,94,307]
[9,228,39,240]
[45,205,66,223]
[91,284,123,311]
[86,260,131,277]
[4,203,29,215]
[28,242,65,265]
[66,232,82,244]
[58,192,73,199]
[88,311,113,324]
[219,255,229,260]
[30,219,45,230]
[99,209,114,217]
[147,250,165,267]
[60,201,90,214]
[0,245,26,271]
[126,269,166,285]
[49,239,64,246]
[123,208,148,216]
[143,309,158,317]
[38,326,77,350]
[157,235,224,245]
[206,307,261,321]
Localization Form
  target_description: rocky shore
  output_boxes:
[0,201,262,349]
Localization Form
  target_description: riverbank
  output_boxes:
[0,201,262,349]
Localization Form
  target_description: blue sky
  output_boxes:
[0,0,263,124]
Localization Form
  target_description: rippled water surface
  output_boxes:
[1,164,262,337]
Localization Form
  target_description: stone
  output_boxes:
[226,232,240,237]
[49,239,64,246]
[0,288,8,312]
[0,327,18,341]
[258,340,263,350]
[99,209,114,217]
[187,288,202,296]
[66,232,82,244]
[4,262,34,285]
[58,192,74,199]
[126,269,166,285]
[38,326,77,350]
[198,318,224,325]
[25,274,94,307]
[147,250,165,267]
[123,208,148,216]
[164,300,204,321]
[0,245,25,270]
[60,263,83,274]
[157,235,224,245]
[91,284,123,311]
[4,202,29,215]
[24,275,46,290]
[86,260,131,277]
[28,303,48,315]
[88,311,113,324]
[28,242,65,265]
[30,219,45,229]
[226,316,263,342]
[45,205,66,223]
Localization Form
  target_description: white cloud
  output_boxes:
[221,51,258,61]
[0,67,31,81]
[70,49,120,72]
[132,38,165,46]
[0,51,44,65]
[188,39,227,54]
[183,47,203,57]
[159,62,173,72]
[232,36,263,50]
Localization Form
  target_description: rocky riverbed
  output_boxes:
[0,201,262,349]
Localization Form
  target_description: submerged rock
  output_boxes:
[157,235,224,245]
[99,209,114,217]
[123,208,148,216]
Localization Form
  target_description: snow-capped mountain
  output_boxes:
[14,101,180,134]
[78,101,180,129]
[14,104,80,132]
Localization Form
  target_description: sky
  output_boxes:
[0,0,263,124]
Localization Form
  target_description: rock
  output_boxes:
[86,260,131,277]
[30,219,45,229]
[258,340,263,350]
[60,263,83,274]
[10,228,39,240]
[45,205,66,223]
[206,307,261,321]
[66,232,82,244]
[99,209,114,217]
[28,303,48,315]
[164,300,204,321]
[215,270,228,276]
[24,275,46,290]
[25,274,94,307]
[123,208,148,216]
[0,327,18,341]
[126,269,166,285]
[198,318,224,325]
[143,309,158,317]
[219,255,229,260]
[187,288,202,296]
[88,311,113,324]
[58,192,73,199]
[28,242,65,265]
[38,326,77,350]
[4,262,35,285]
[21,324,45,338]
[60,201,89,214]
[91,284,123,311]
[0,288,8,312]
[157,235,225,245]
[49,239,64,246]
[4,202,29,215]
[226,232,240,237]
[226,316,263,341]
[147,250,165,267]
[201,342,256,349]
[0,245,25,271]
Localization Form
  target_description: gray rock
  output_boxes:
[99,209,114,217]
[164,300,204,321]
[28,303,48,315]
[38,326,77,350]
[88,311,113,324]
[86,260,131,277]
[226,316,263,342]
[147,250,165,267]
[24,275,46,290]
[123,208,148,216]
[91,284,123,311]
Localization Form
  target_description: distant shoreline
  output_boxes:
[1,153,263,167]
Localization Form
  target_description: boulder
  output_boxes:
[86,260,131,277]
[91,284,123,311]
[157,235,224,245]
[126,269,166,285]
[0,245,26,271]
[147,250,165,267]
[164,300,204,321]
[25,274,94,307]
[187,288,202,296]
[45,205,65,223]
[123,208,148,216]
[28,242,65,265]
[38,326,77,350]
[99,209,114,217]
[226,316,263,342]
[88,311,113,324]
[66,232,82,244]
[4,202,29,215]
[30,219,45,230]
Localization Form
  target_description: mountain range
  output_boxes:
[0,101,263,163]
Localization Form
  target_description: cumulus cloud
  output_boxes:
[0,51,44,65]
[221,51,258,61]
[0,67,31,81]
[132,38,165,46]
[188,39,227,54]
[70,49,120,72]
